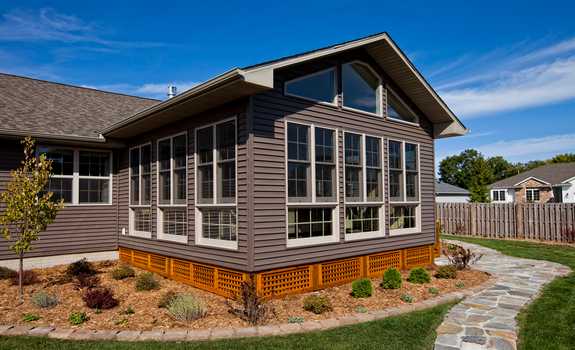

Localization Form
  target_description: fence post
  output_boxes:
[469,204,476,236]
[515,204,523,239]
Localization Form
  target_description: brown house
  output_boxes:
[0,33,466,297]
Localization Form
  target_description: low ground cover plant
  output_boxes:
[10,270,39,286]
[69,311,88,325]
[351,278,373,298]
[82,287,118,310]
[303,295,332,314]
[435,265,457,279]
[135,272,160,291]
[31,291,59,308]
[428,287,439,295]
[22,313,41,322]
[407,268,431,284]
[66,258,97,277]
[288,316,305,324]
[400,294,414,303]
[381,267,402,289]
[111,264,135,280]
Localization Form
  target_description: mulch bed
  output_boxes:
[0,261,491,331]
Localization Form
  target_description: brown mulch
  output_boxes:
[0,261,491,330]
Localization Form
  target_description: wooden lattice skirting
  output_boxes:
[119,244,435,299]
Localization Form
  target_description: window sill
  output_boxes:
[157,234,188,244]
[195,238,238,250]
[389,228,420,236]
[286,235,339,248]
[63,203,113,207]
[344,231,385,241]
[287,202,338,207]
[128,231,152,239]
[386,117,420,127]
[341,106,383,118]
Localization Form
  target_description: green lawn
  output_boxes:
[0,302,453,350]
[444,235,575,350]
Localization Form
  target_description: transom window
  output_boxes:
[195,118,238,250]
[129,144,152,237]
[388,140,420,234]
[387,88,418,124]
[342,62,382,115]
[157,133,188,243]
[39,147,112,205]
[526,189,540,203]
[344,132,384,239]
[284,68,336,104]
[286,122,339,247]
[492,189,506,202]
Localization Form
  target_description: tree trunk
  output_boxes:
[18,251,23,305]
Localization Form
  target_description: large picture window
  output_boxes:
[344,132,384,240]
[39,147,112,205]
[342,62,382,116]
[157,133,188,243]
[195,118,237,250]
[388,140,420,234]
[129,144,152,237]
[286,122,338,247]
[387,88,419,124]
[284,68,337,104]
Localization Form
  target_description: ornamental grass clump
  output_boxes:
[407,267,431,284]
[135,272,160,291]
[111,264,135,280]
[435,265,458,279]
[31,291,59,308]
[381,268,402,289]
[351,278,373,298]
[167,294,206,322]
[227,278,271,325]
[303,295,332,314]
[82,287,118,310]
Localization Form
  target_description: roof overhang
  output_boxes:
[102,33,467,139]
[513,176,551,187]
[0,128,124,148]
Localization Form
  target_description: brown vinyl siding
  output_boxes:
[249,50,436,271]
[118,100,251,271]
[0,139,118,260]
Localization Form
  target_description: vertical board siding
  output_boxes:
[250,50,437,271]
[0,139,118,260]
[437,202,575,242]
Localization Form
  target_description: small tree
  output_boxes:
[0,137,63,303]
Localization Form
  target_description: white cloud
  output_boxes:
[81,81,199,99]
[476,134,575,160]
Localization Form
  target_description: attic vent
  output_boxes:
[167,84,177,99]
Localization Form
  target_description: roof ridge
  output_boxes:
[0,72,161,102]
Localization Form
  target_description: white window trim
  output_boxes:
[38,146,113,206]
[386,86,420,126]
[343,131,385,241]
[491,189,507,203]
[526,188,540,203]
[128,143,152,239]
[285,120,340,248]
[194,116,238,250]
[341,60,384,118]
[156,132,188,244]
[388,139,421,235]
[284,67,338,107]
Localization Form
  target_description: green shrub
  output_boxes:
[456,281,465,289]
[158,290,178,308]
[166,294,206,321]
[0,266,16,280]
[31,291,59,308]
[400,294,414,303]
[111,265,135,280]
[10,270,40,286]
[428,287,439,295]
[407,267,431,284]
[355,305,368,313]
[381,268,402,289]
[303,295,332,314]
[82,287,118,309]
[66,258,97,277]
[120,306,135,315]
[69,311,89,325]
[288,316,305,324]
[351,278,373,298]
[22,313,41,322]
[135,272,160,291]
[435,265,457,279]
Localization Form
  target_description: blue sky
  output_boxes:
[1,1,574,165]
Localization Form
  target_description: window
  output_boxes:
[285,68,336,104]
[286,122,339,247]
[195,118,238,250]
[492,189,506,202]
[344,133,384,239]
[388,140,420,234]
[387,88,418,124]
[342,62,382,115]
[157,133,188,243]
[129,144,152,237]
[526,189,540,203]
[39,147,112,205]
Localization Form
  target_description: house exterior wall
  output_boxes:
[514,179,553,204]
[436,194,470,203]
[490,188,515,203]
[0,139,119,261]
[248,50,437,272]
[562,180,575,203]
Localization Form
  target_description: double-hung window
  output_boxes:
[287,122,338,247]
[344,132,384,240]
[39,147,112,205]
[129,144,152,237]
[492,189,506,202]
[195,118,237,250]
[526,189,540,203]
[388,140,420,234]
[157,133,187,243]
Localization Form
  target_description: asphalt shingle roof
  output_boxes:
[435,181,470,195]
[0,73,159,139]
[490,163,575,189]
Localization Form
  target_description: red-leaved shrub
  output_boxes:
[82,287,118,309]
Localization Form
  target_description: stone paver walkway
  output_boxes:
[434,240,571,350]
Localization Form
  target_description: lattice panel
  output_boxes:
[217,269,245,297]
[405,246,432,268]
[368,250,402,277]
[119,248,132,263]
[320,258,361,287]
[132,251,149,269]
[193,264,216,290]
[259,266,312,298]
[171,259,192,281]
[149,254,169,275]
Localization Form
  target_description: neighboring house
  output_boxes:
[435,181,470,203]
[489,163,575,204]
[0,33,466,296]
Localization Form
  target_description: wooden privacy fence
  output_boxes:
[437,203,575,242]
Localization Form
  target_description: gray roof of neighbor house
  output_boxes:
[0,73,159,142]
[490,163,575,189]
[435,181,470,195]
